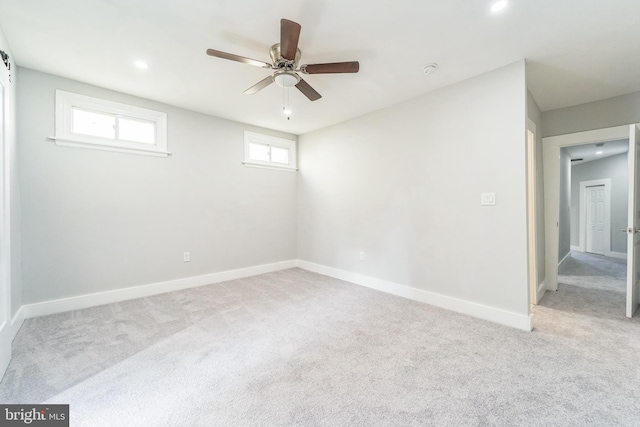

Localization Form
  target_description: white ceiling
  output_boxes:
[564,139,629,165]
[1,0,640,135]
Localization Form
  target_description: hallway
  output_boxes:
[534,251,639,333]
[540,251,627,320]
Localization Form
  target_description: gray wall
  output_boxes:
[558,148,571,262]
[0,26,22,319]
[18,68,297,304]
[543,91,640,137]
[527,91,545,286]
[570,153,628,254]
[297,61,529,315]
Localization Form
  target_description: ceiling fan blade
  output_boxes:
[301,61,360,74]
[295,78,321,101]
[280,19,301,61]
[243,76,275,95]
[206,49,272,69]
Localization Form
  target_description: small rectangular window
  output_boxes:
[270,146,289,164]
[53,90,168,157]
[243,131,296,171]
[72,108,115,139]
[118,117,156,144]
[248,142,271,162]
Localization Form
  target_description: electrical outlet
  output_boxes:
[183,252,190,262]
[359,251,365,261]
[481,192,496,206]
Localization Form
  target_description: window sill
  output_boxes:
[241,161,297,172]
[48,136,170,158]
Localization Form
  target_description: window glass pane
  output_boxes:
[72,108,115,139]
[270,146,289,164]
[118,117,155,144]
[249,142,270,162]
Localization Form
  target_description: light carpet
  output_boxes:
[1,264,640,426]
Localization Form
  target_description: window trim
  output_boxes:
[52,90,169,157]
[243,131,297,171]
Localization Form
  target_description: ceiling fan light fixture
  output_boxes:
[274,71,300,88]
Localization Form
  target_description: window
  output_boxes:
[243,131,297,170]
[53,90,168,157]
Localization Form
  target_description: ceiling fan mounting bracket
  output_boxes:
[270,44,301,70]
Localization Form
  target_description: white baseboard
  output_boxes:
[296,260,532,332]
[21,260,296,319]
[608,251,627,260]
[10,306,25,341]
[15,259,534,332]
[569,247,626,260]
[558,251,571,268]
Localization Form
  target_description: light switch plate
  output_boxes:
[481,193,496,206]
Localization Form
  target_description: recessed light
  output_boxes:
[491,0,508,13]
[422,63,439,75]
[596,151,603,155]
[134,60,148,70]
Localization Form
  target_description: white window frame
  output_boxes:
[52,90,169,157]
[243,131,297,171]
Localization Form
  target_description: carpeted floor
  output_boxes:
[538,250,629,320]
[1,261,640,426]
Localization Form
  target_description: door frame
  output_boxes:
[626,124,640,317]
[578,179,611,256]
[0,57,11,379]
[543,125,629,292]
[526,118,541,304]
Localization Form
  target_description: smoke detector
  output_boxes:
[422,63,439,75]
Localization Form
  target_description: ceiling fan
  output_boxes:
[206,19,359,102]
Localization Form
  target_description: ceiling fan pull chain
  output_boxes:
[287,87,291,120]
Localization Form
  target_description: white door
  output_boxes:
[586,185,605,255]
[0,70,10,378]
[627,124,640,318]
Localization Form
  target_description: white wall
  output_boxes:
[558,148,571,262]
[18,68,297,305]
[0,26,21,319]
[570,153,628,254]
[297,61,529,319]
[527,91,545,285]
[542,91,640,137]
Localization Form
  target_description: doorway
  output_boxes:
[527,119,541,305]
[0,62,9,378]
[543,125,640,318]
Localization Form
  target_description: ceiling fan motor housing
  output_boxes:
[270,44,301,69]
